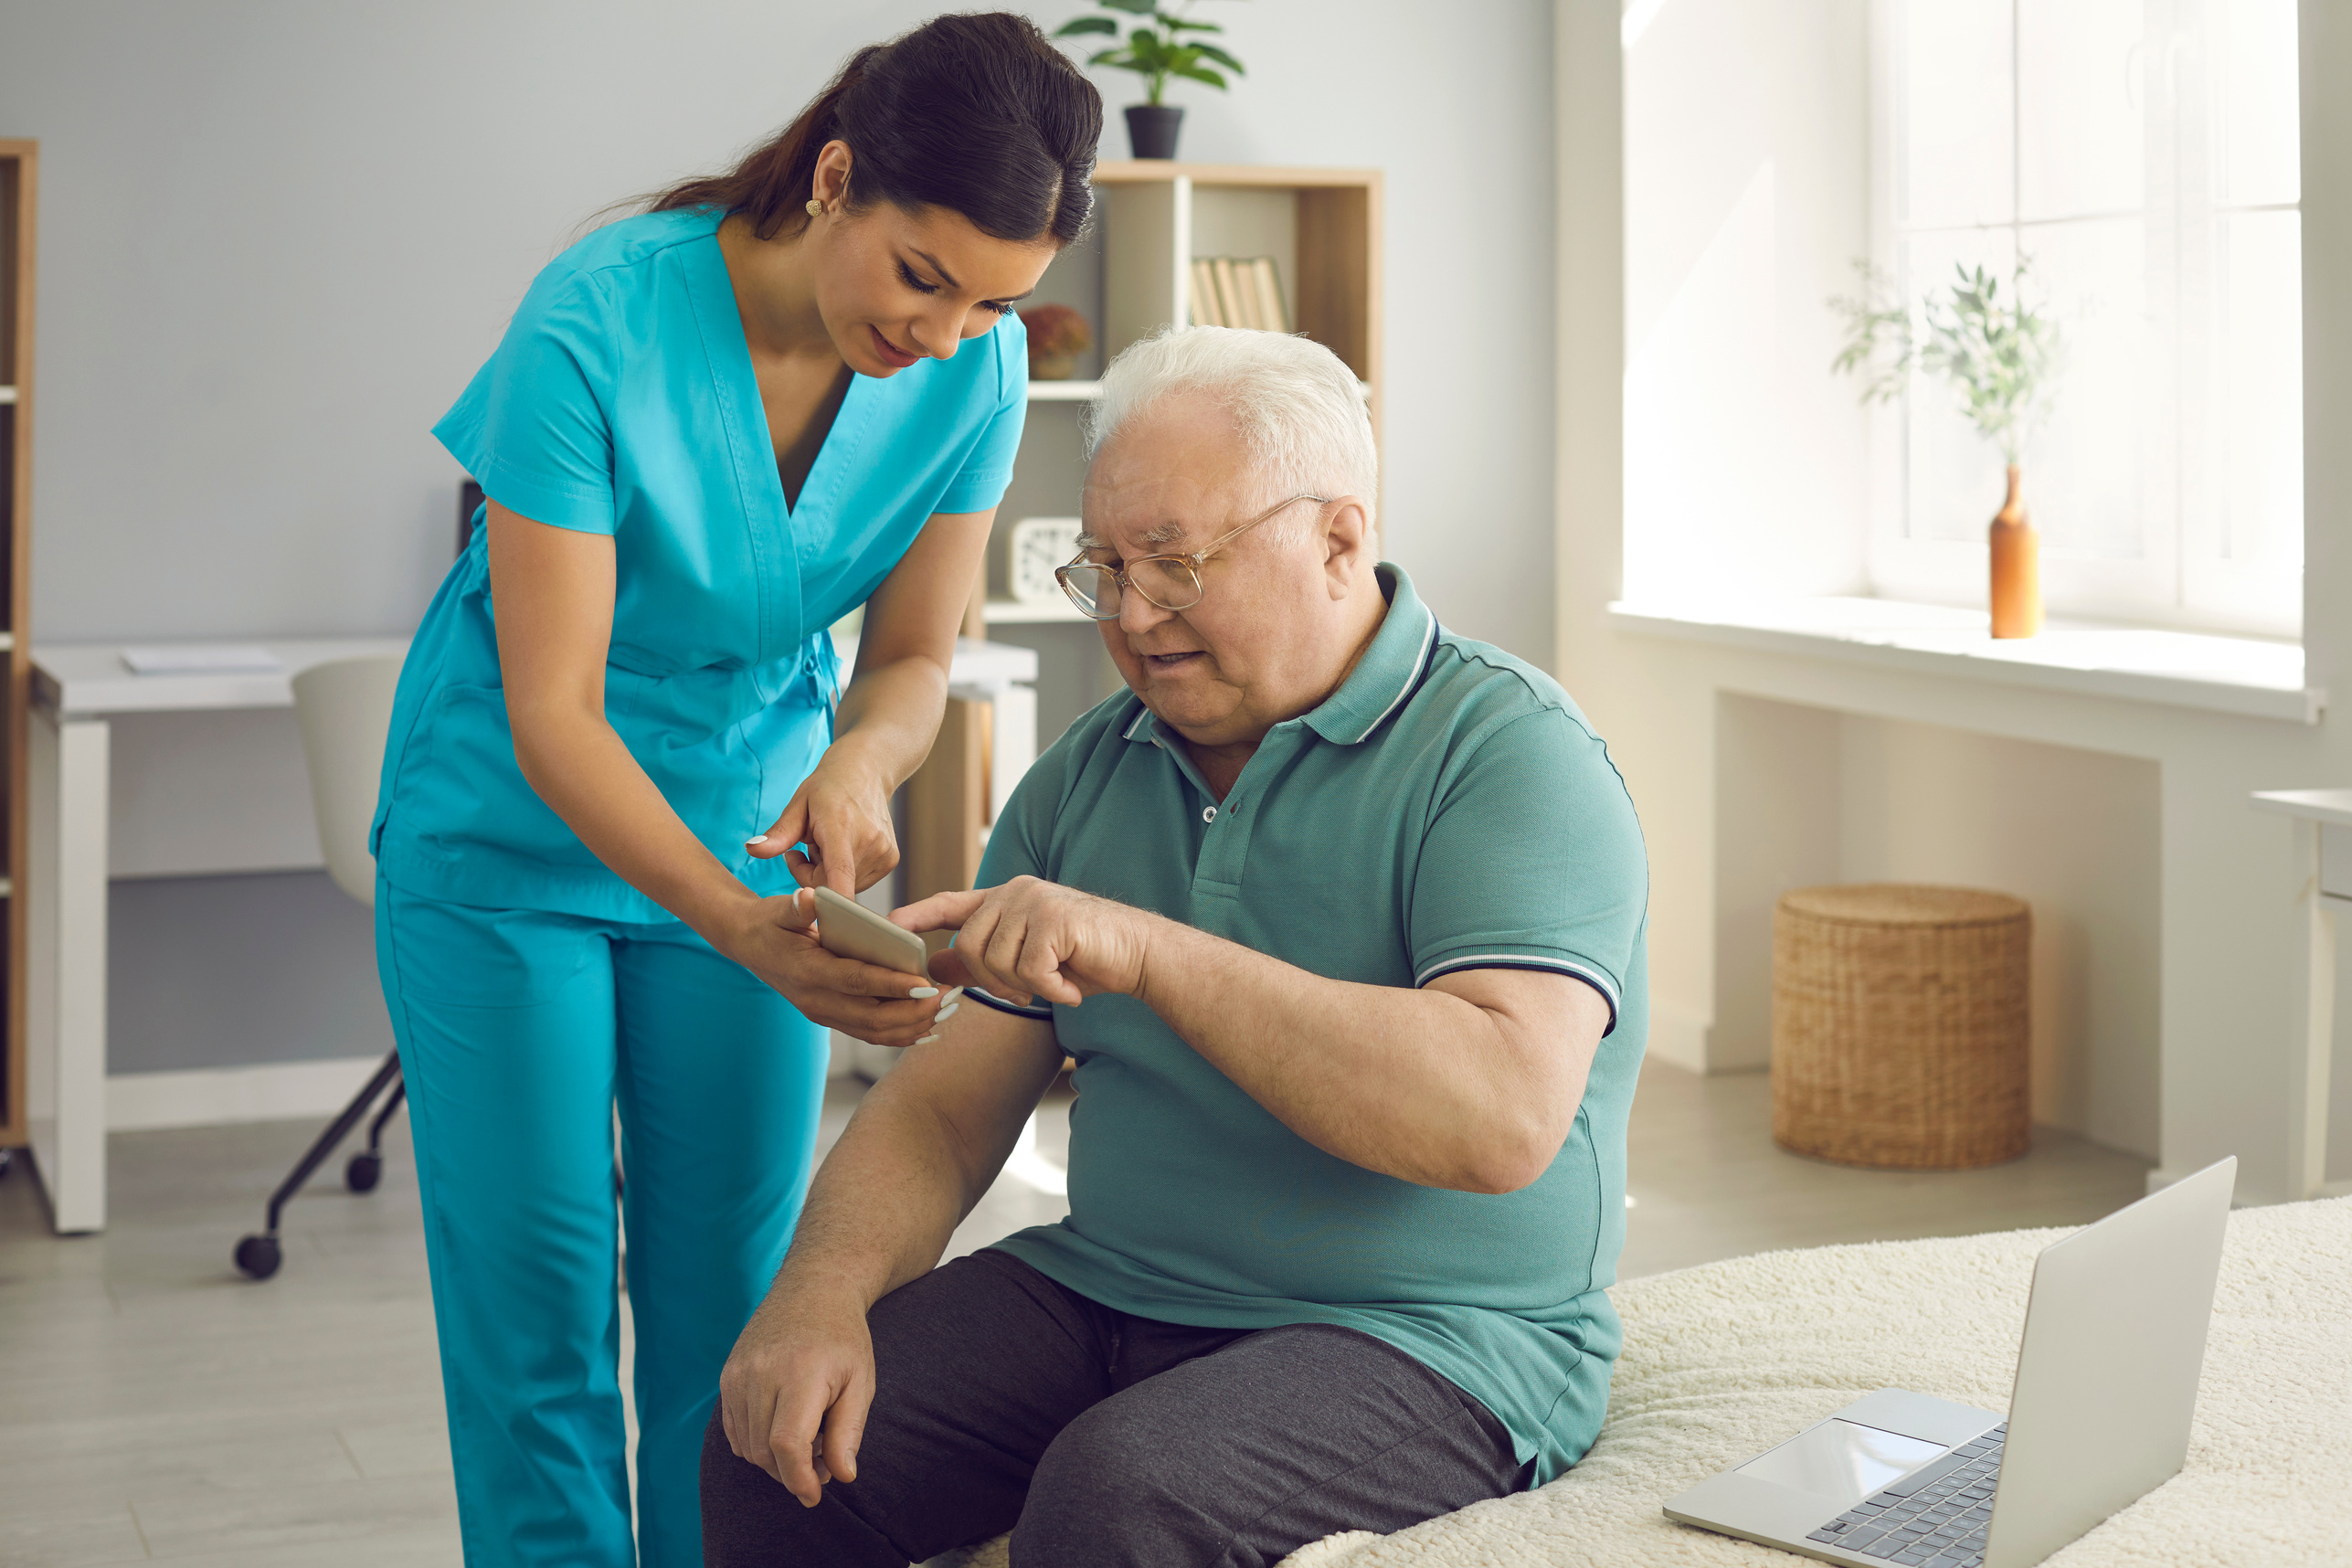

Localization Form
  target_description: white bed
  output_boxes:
[1282,1195,2352,1568]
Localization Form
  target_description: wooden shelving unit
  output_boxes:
[991,160,1383,745]
[1,141,35,1155]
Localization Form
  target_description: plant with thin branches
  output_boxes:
[1830,259,2065,463]
[1055,0,1245,106]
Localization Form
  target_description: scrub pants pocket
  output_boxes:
[376,881,827,1568]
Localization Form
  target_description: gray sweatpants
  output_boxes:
[699,1248,1527,1567]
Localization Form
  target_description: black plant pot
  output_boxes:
[1125,104,1184,160]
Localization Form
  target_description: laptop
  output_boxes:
[1662,1156,2235,1568]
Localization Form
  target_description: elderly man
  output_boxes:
[699,326,1648,1568]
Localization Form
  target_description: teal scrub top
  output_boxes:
[966,566,1651,1486]
[372,207,1028,920]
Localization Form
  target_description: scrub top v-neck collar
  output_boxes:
[683,217,878,660]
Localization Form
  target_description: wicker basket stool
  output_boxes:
[1772,884,2031,1170]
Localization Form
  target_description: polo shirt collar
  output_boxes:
[1304,563,1438,745]
[1118,562,1437,751]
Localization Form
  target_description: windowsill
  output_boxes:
[1606,596,2322,725]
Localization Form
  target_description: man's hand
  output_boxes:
[718,1281,876,1507]
[895,876,1160,1008]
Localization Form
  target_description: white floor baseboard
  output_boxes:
[108,1055,389,1132]
[1646,998,1713,1075]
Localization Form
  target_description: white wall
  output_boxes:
[3,0,1555,655]
[0,0,1558,1077]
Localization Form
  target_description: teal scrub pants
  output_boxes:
[376,881,827,1567]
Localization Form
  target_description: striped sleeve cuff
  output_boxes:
[1414,953,1621,1035]
[967,986,1054,1022]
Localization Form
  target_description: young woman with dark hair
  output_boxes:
[368,16,1099,1564]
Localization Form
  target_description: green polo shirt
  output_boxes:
[969,563,1648,1484]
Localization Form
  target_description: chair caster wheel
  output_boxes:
[234,1234,282,1280]
[345,1152,382,1192]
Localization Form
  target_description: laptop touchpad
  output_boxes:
[1736,1420,1947,1502]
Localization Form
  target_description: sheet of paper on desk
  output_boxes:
[120,644,284,674]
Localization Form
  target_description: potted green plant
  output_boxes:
[1831,260,2066,638]
[1055,0,1245,160]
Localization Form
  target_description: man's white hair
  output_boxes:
[1083,326,1378,542]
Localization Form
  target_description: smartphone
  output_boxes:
[811,885,931,979]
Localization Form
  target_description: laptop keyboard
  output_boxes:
[1805,1425,2006,1567]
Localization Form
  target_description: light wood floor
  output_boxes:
[0,1061,2147,1566]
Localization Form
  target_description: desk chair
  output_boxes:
[233,655,405,1280]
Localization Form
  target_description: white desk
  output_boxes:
[26,639,409,1233]
[2249,789,2352,1202]
[26,635,1039,1234]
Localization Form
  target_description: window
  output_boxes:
[1870,0,2302,635]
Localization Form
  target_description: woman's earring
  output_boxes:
[805,199,824,217]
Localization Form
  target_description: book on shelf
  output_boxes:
[1212,257,1247,329]
[1190,258,1221,326]
[1187,255,1290,334]
[1247,258,1287,334]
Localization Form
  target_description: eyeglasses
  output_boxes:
[1055,493,1331,620]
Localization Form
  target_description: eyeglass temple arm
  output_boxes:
[1190,493,1332,565]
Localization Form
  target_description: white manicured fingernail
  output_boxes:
[909,985,938,999]
[744,836,768,847]
[941,987,965,1004]
[934,1002,959,1022]
[915,1033,939,1044]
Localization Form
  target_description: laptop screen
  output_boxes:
[1737,1420,1947,1502]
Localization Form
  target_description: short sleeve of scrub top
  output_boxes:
[371,207,1029,922]
[434,266,623,536]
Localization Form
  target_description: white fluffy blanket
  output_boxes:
[946,1197,2351,1568]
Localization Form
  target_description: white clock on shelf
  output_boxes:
[1008,516,1086,605]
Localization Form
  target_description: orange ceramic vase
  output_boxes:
[1988,464,2041,639]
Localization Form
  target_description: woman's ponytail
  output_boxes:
[644,15,1100,246]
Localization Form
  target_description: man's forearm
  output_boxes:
[768,1076,982,1311]
[1133,919,1559,1192]
[906,880,1601,1192]
[760,998,1061,1319]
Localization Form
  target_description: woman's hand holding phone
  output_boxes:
[722,887,956,1047]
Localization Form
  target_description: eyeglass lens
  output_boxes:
[1061,565,1121,618]
[1061,557,1203,619]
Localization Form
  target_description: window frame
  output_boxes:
[1861,0,2303,638]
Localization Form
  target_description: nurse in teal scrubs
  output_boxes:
[367,17,1100,1565]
